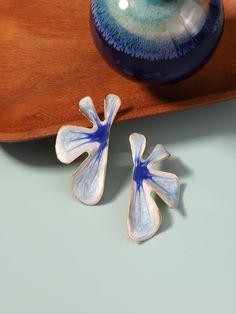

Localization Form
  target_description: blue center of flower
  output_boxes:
[133,159,153,190]
[88,122,110,161]
[90,123,109,146]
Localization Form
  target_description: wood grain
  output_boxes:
[0,0,235,142]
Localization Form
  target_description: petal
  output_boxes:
[148,170,180,208]
[129,133,146,164]
[72,146,108,205]
[55,125,98,164]
[128,181,161,242]
[104,94,121,124]
[79,96,100,125]
[146,144,170,164]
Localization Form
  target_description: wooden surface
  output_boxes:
[0,0,235,142]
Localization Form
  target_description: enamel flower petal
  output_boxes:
[128,133,180,242]
[55,94,121,205]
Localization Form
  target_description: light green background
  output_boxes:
[0,102,236,314]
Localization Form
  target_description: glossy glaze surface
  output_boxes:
[55,94,121,205]
[91,0,224,84]
[128,133,180,242]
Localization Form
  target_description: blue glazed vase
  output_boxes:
[90,0,224,84]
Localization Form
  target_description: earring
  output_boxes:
[128,133,180,242]
[55,94,121,205]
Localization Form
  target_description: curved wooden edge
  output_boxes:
[0,0,235,142]
[0,98,234,143]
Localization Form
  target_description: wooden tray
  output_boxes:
[0,0,235,142]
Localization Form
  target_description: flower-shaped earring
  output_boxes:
[55,94,121,205]
[128,133,180,242]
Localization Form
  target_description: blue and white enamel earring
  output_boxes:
[128,133,180,242]
[55,94,121,205]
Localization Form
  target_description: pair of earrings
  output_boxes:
[55,94,180,242]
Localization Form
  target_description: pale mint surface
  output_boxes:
[0,101,236,314]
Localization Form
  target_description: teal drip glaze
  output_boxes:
[91,0,220,61]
